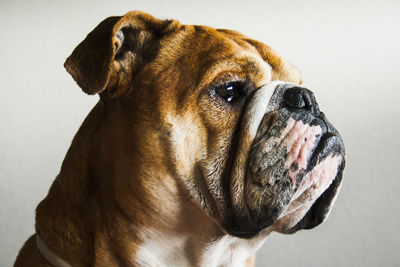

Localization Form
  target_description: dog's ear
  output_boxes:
[64,11,180,96]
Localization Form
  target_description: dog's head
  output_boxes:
[65,11,345,238]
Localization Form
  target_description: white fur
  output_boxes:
[135,229,267,267]
[246,81,289,140]
[134,230,190,267]
[200,235,266,267]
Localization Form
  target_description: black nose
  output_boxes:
[282,86,319,113]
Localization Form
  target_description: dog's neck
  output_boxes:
[134,226,266,267]
[35,100,265,266]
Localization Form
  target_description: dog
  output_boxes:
[15,11,345,267]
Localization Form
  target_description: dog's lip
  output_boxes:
[304,125,343,175]
[287,157,345,233]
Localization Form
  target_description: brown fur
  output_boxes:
[15,11,301,266]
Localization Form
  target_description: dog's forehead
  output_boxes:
[157,24,273,87]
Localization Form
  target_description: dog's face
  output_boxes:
[65,11,345,238]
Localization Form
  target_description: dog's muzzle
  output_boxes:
[227,82,345,238]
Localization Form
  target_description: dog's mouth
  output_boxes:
[224,83,345,238]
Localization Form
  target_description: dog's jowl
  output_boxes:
[15,11,345,267]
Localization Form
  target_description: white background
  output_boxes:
[1,0,399,266]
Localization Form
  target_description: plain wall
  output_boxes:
[1,0,399,266]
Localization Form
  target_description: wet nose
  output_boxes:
[282,86,319,113]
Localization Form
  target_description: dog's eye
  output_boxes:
[215,82,244,103]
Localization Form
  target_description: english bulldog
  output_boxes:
[15,11,345,267]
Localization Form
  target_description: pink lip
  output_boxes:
[281,118,322,185]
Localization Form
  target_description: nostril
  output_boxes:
[282,86,320,114]
[283,87,307,109]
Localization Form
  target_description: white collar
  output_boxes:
[35,234,73,267]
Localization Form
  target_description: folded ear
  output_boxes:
[64,11,180,96]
